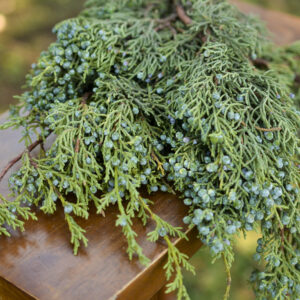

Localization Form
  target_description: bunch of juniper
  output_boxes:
[0,0,299,299]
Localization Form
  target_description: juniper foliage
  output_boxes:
[0,0,299,299]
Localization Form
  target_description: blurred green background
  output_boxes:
[0,0,85,113]
[0,1,299,299]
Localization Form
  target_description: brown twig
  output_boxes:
[154,2,192,35]
[176,4,192,25]
[254,126,282,132]
[1,93,91,182]
[0,139,43,182]
[40,141,46,154]
[175,3,212,44]
[240,121,281,132]
[28,151,38,169]
[75,137,81,153]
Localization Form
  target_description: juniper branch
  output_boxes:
[0,1,299,299]
[223,253,232,300]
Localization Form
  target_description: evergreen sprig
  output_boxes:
[0,0,299,299]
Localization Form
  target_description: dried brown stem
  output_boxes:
[176,4,192,25]
[241,121,281,132]
[28,152,38,169]
[0,93,91,182]
[0,139,43,182]
[254,126,282,132]
[75,137,81,153]
[154,2,192,34]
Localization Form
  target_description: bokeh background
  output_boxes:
[0,1,299,299]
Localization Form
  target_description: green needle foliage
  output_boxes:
[0,0,299,299]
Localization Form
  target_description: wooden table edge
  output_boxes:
[0,276,37,300]
[114,226,202,300]
[0,224,201,300]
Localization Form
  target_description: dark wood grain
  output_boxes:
[0,277,35,300]
[1,3,300,300]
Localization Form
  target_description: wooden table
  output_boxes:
[231,0,300,45]
[1,3,300,300]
